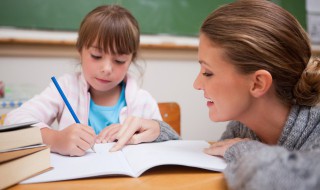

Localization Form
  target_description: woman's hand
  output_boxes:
[204,138,249,157]
[41,124,96,156]
[96,123,122,143]
[109,116,160,152]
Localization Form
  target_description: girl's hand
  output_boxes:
[96,123,121,143]
[42,124,96,156]
[204,138,249,157]
[109,116,160,152]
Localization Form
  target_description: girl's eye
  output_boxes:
[115,60,126,64]
[202,72,213,77]
[91,54,102,59]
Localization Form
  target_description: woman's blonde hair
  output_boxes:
[76,5,140,62]
[201,0,320,106]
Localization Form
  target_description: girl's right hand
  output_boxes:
[42,124,96,156]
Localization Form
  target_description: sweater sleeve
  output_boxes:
[223,141,320,190]
[220,121,260,141]
[153,120,180,142]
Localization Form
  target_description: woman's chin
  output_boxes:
[209,113,218,122]
[209,112,225,122]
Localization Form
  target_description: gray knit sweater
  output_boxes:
[154,120,180,142]
[221,105,320,190]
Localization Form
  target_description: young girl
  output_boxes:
[193,0,320,189]
[4,5,179,156]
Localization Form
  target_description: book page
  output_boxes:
[22,143,134,184]
[122,140,227,177]
[0,121,38,132]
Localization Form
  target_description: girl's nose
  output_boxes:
[101,60,112,74]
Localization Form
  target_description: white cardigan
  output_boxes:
[4,72,162,130]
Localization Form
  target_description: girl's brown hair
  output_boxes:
[76,5,140,62]
[201,0,320,106]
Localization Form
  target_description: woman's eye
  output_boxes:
[91,54,102,59]
[202,72,213,77]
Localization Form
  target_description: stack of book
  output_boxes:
[0,121,51,189]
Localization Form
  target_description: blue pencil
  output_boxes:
[51,76,80,123]
[51,76,95,153]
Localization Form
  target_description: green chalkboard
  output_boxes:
[0,0,306,37]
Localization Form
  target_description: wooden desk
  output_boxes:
[9,166,227,190]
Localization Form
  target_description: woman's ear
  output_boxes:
[249,70,272,98]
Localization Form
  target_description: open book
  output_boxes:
[22,140,227,184]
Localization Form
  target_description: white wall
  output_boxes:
[140,58,228,140]
[0,55,227,141]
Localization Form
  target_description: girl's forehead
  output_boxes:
[87,41,114,52]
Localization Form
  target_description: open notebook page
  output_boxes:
[122,140,227,177]
[22,143,134,184]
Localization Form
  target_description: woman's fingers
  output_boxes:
[110,117,141,152]
[116,116,140,139]
[96,124,121,143]
[204,146,222,156]
[109,117,160,152]
[204,138,249,157]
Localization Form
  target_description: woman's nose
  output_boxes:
[193,73,203,90]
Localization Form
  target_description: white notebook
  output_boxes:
[22,140,227,184]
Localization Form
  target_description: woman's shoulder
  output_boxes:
[226,121,251,135]
[223,121,259,140]
[291,105,320,127]
[310,105,320,117]
[226,121,247,130]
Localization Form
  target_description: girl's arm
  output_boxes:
[4,82,63,128]
[41,124,96,156]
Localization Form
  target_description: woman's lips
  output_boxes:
[205,97,214,107]
[207,101,214,107]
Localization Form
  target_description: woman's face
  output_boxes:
[81,44,132,95]
[194,34,254,122]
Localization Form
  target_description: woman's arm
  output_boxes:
[153,119,180,142]
[223,141,320,190]
[107,117,180,152]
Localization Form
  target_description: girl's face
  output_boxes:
[81,45,132,94]
[194,34,254,122]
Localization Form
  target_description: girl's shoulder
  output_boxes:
[57,72,81,82]
[55,72,85,86]
[52,72,88,94]
[124,74,156,102]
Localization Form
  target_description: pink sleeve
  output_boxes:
[4,76,68,129]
